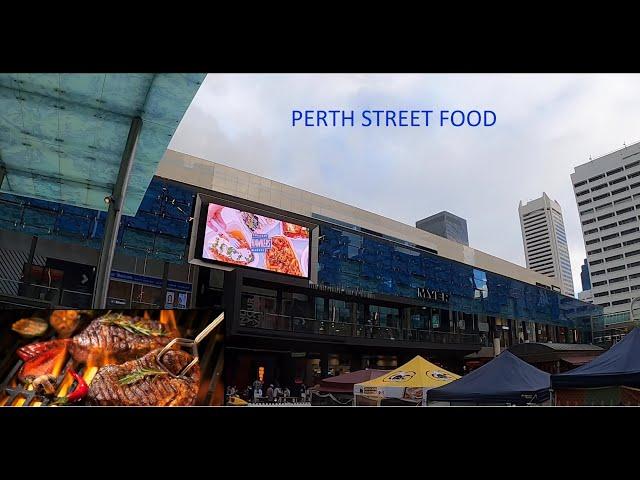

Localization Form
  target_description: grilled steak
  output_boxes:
[70,313,177,365]
[88,348,200,406]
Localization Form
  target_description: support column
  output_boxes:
[320,352,329,378]
[24,236,38,284]
[160,261,170,307]
[92,117,142,308]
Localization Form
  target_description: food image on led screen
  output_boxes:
[202,203,310,277]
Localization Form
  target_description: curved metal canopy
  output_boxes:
[0,73,205,216]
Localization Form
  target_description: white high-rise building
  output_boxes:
[519,193,575,296]
[571,141,640,314]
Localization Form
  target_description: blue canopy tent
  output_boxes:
[552,327,640,389]
[428,351,551,405]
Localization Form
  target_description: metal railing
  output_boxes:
[238,310,482,345]
[0,277,93,308]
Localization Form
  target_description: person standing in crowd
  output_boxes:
[283,386,291,400]
[300,384,307,402]
[273,385,282,403]
[253,378,262,392]
[254,384,263,403]
[267,384,275,402]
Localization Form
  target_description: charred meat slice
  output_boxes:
[88,349,200,406]
[18,340,69,383]
[70,313,177,365]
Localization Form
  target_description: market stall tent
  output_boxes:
[428,351,551,405]
[319,369,388,393]
[354,355,459,405]
[551,327,640,388]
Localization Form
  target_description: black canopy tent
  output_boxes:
[552,327,640,389]
[428,351,551,405]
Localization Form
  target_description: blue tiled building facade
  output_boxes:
[0,176,600,341]
[0,178,194,263]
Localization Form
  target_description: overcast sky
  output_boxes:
[170,74,640,295]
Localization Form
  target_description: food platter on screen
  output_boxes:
[201,203,310,278]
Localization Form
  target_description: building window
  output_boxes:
[610,287,630,294]
[607,265,625,273]
[626,160,640,170]
[609,176,627,185]
[621,227,640,236]
[611,186,630,195]
[609,276,628,284]
[612,299,631,305]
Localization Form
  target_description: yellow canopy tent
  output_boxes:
[354,355,460,405]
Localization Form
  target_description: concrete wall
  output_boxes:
[158,149,561,290]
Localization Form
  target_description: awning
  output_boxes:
[319,369,387,393]
[0,74,205,216]
[559,354,599,366]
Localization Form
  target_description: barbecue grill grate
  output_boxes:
[0,309,225,406]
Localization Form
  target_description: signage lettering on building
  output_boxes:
[309,282,375,299]
[417,287,450,303]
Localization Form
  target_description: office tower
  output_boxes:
[581,258,591,291]
[519,193,575,296]
[416,211,469,246]
[572,141,640,314]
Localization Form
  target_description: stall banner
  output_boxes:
[353,356,459,406]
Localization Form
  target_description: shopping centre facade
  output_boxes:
[0,149,601,386]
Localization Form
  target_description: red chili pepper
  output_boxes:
[53,368,89,405]
[66,368,89,402]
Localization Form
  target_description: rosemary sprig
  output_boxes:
[100,313,166,337]
[118,368,168,385]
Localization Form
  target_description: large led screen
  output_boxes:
[201,203,310,278]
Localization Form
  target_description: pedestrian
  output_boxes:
[254,385,263,403]
[273,385,282,403]
[300,384,307,402]
[284,386,291,400]
[267,384,275,403]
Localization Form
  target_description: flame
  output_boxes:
[160,310,178,333]
[85,350,118,369]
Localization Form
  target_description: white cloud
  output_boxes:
[171,74,640,293]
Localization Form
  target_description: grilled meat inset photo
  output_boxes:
[88,348,200,406]
[70,313,178,365]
